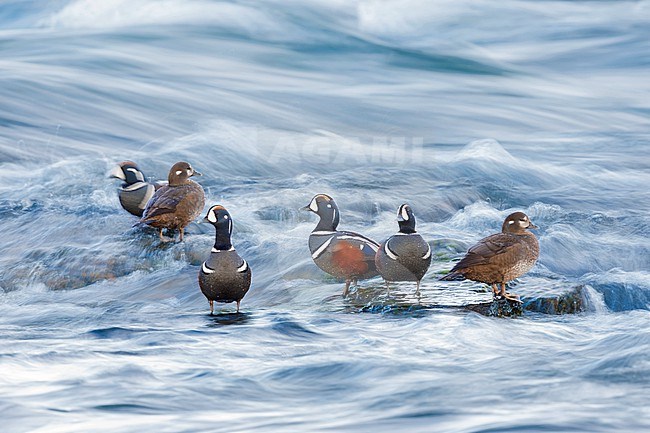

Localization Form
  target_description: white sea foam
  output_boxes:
[40,0,284,36]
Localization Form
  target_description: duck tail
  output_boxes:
[132,218,150,228]
[439,271,464,281]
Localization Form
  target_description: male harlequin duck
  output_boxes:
[198,205,252,314]
[375,204,431,295]
[440,211,539,301]
[303,194,380,297]
[139,161,205,242]
[109,161,165,217]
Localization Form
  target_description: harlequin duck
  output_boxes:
[303,194,380,297]
[109,161,165,217]
[198,205,252,314]
[440,211,539,301]
[139,161,205,242]
[375,204,431,295]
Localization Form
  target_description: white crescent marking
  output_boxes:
[400,206,409,221]
[311,231,336,235]
[384,241,399,260]
[311,236,334,260]
[201,262,215,274]
[137,184,154,209]
[236,259,248,273]
[422,243,431,260]
[207,209,217,223]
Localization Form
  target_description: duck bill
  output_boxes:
[301,205,313,212]
[108,165,126,180]
[528,223,539,229]
[192,170,203,177]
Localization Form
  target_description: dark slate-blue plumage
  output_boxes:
[375,204,431,295]
[198,205,252,314]
[303,194,380,297]
[109,161,164,217]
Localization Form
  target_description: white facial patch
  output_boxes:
[309,198,318,212]
[508,220,515,225]
[187,168,193,176]
[175,170,183,176]
[207,209,218,223]
[109,165,127,180]
[400,206,409,221]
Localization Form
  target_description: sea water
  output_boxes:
[1,1,649,432]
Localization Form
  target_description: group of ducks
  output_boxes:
[111,161,540,314]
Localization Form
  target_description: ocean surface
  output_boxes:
[1,1,649,432]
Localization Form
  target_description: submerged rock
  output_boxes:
[466,298,524,317]
[521,285,585,314]
[348,277,586,317]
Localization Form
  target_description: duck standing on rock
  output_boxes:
[109,161,165,217]
[440,211,539,301]
[303,194,380,297]
[198,205,252,314]
[375,204,431,296]
[139,161,205,242]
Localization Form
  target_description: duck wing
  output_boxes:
[451,233,524,270]
[141,185,182,220]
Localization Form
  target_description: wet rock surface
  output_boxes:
[348,276,586,317]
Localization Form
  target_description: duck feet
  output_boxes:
[494,292,522,303]
[158,228,176,242]
[343,279,351,298]
[504,292,522,303]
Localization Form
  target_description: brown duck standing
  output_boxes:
[139,161,205,242]
[440,212,539,301]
